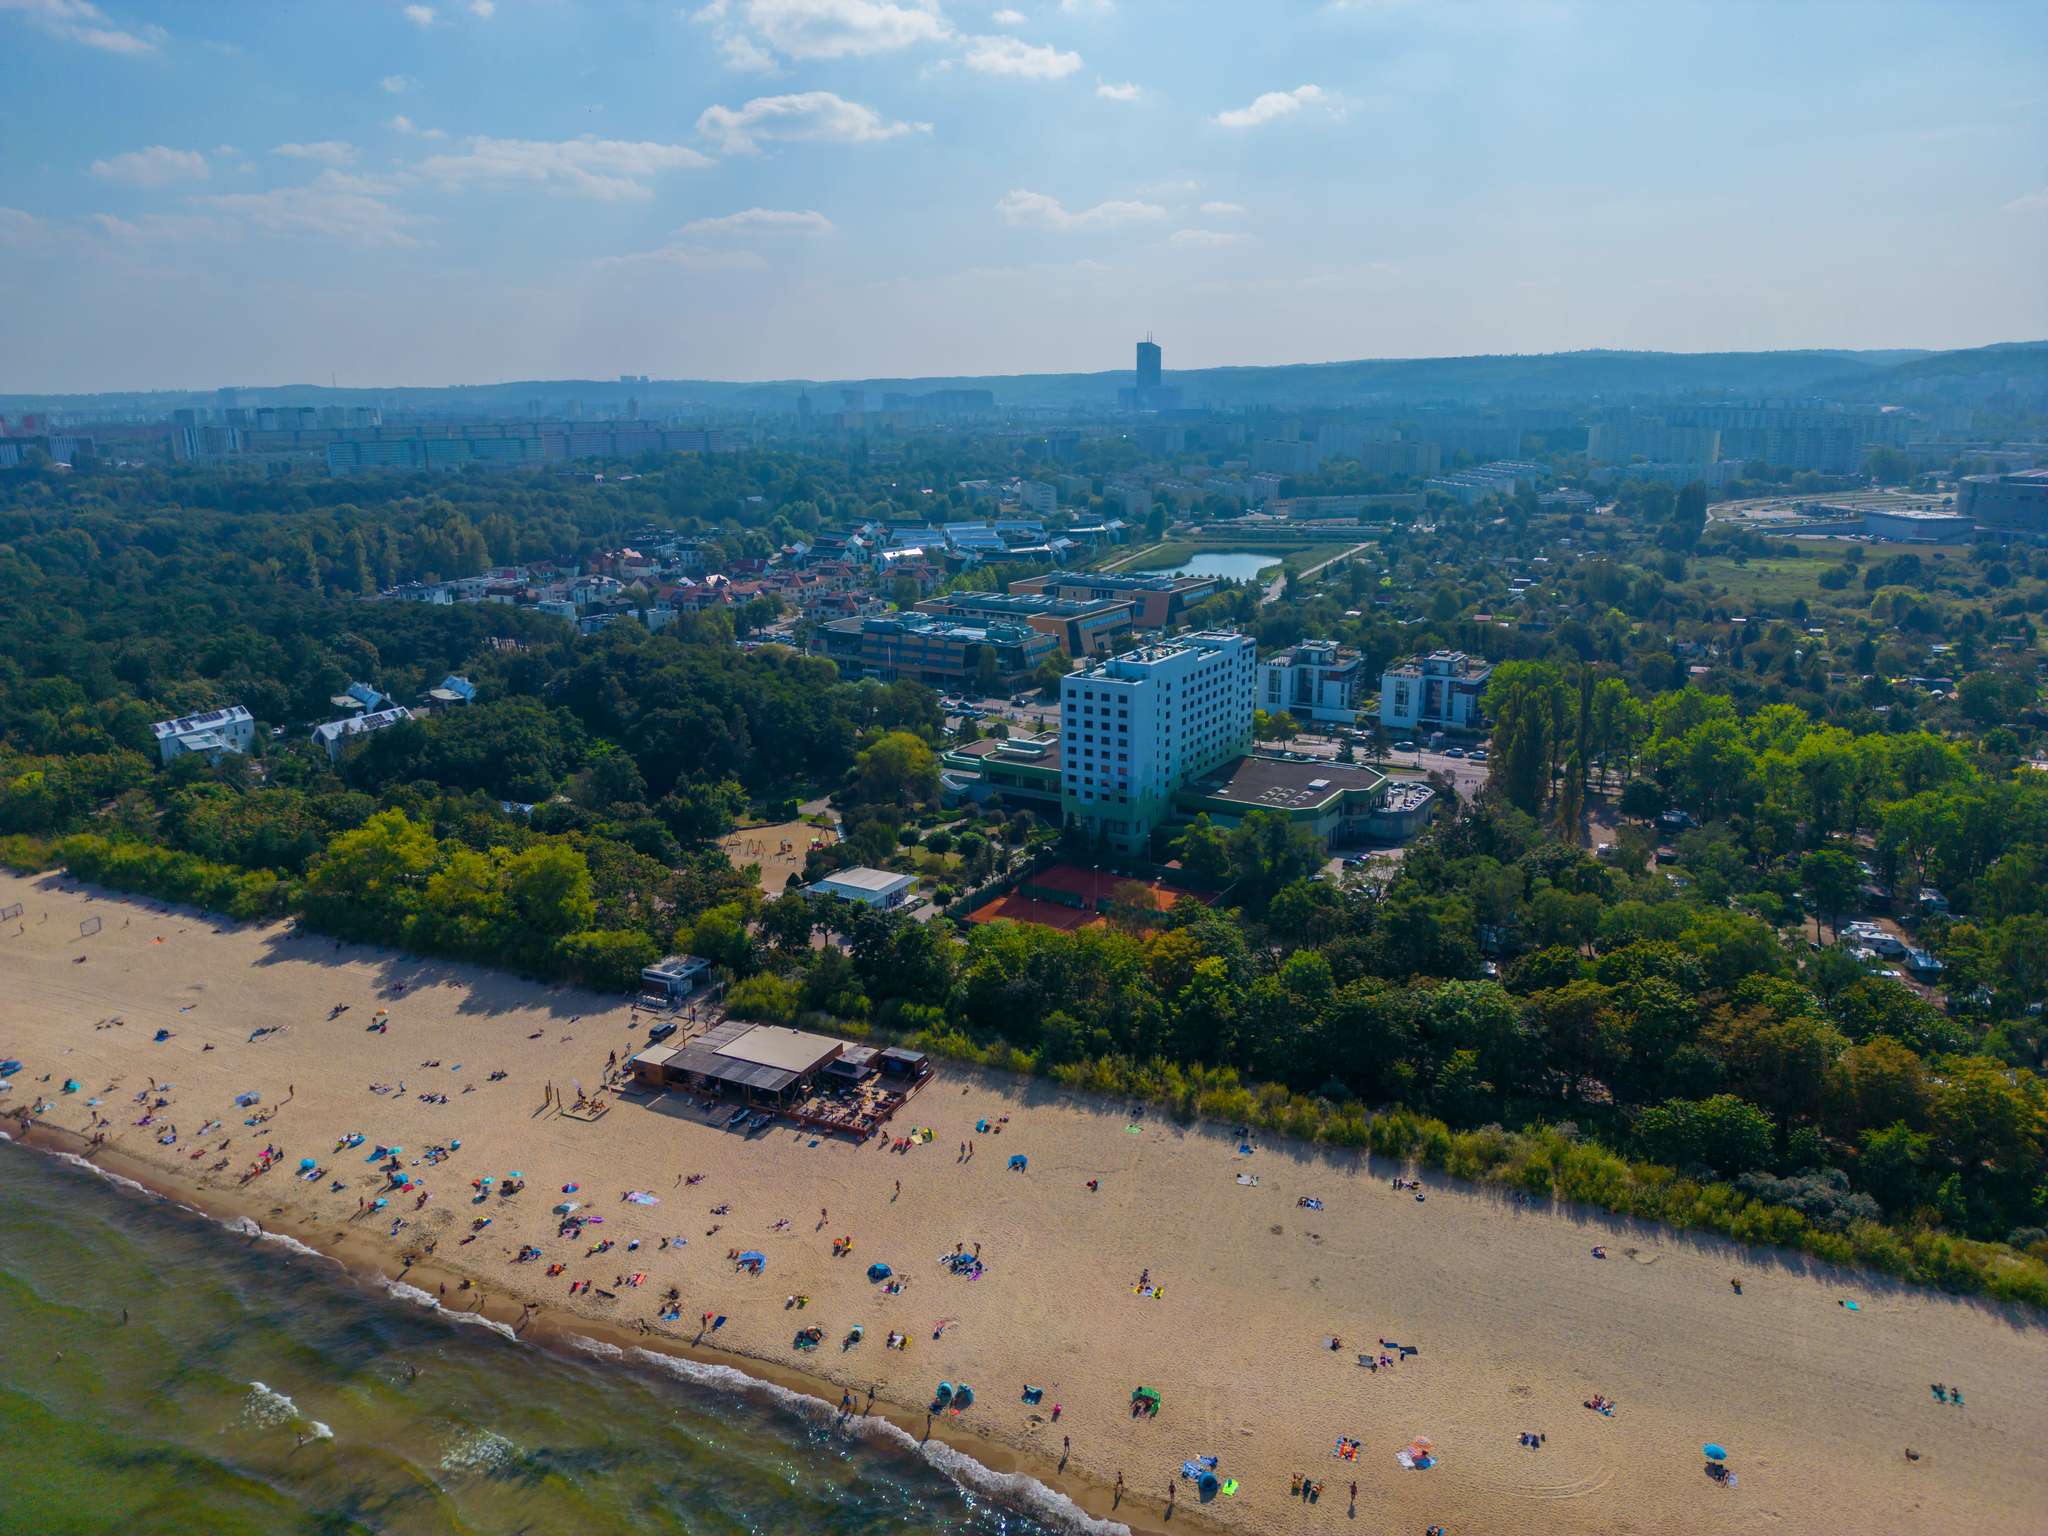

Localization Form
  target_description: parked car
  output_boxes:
[1442,746,1467,759]
[1394,740,1417,753]
[1469,749,1488,763]
[647,1020,678,1043]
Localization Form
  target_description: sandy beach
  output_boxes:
[5,868,2046,1536]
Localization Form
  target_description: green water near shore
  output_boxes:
[0,1138,1111,1535]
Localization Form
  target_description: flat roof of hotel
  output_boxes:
[1182,753,1386,812]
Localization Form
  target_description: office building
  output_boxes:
[1258,640,1369,725]
[815,612,1056,689]
[1120,336,1182,412]
[1379,651,1492,735]
[915,591,1134,657]
[1860,508,1975,542]
[150,706,255,765]
[1007,571,1219,629]
[1586,418,1722,466]
[1059,632,1256,853]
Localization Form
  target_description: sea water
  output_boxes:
[0,1138,1114,1535]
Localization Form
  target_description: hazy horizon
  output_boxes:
[3,0,2044,393]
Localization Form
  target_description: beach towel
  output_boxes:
[1235,1173,1260,1186]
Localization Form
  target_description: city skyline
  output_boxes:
[2,0,2045,392]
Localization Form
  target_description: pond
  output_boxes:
[1148,549,1287,582]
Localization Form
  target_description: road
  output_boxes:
[1260,541,1371,605]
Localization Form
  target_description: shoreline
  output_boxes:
[3,1115,1165,1536]
[7,867,2047,1536]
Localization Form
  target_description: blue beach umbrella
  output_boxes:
[1703,1444,1728,1461]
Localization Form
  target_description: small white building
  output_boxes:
[312,706,414,761]
[809,867,915,909]
[151,705,255,766]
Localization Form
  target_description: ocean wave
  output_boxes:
[47,1149,159,1201]
[222,1214,337,1265]
[627,1348,1129,1536]
[244,1379,330,1441]
[440,1426,519,1474]
[568,1336,625,1360]
[374,1276,519,1341]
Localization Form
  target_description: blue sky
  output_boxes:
[1,0,2043,391]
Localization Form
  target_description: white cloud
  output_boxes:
[1095,79,1139,101]
[1168,227,1245,247]
[0,206,43,244]
[961,33,1079,78]
[418,135,713,198]
[991,7,1025,22]
[381,72,417,93]
[468,0,494,14]
[697,92,928,153]
[694,0,951,63]
[2004,188,2048,214]
[0,0,164,54]
[593,243,767,272]
[1198,200,1245,215]
[273,140,358,167]
[403,4,435,25]
[1142,178,1199,197]
[89,145,209,187]
[718,29,778,71]
[196,171,424,247]
[995,188,1165,230]
[390,114,449,139]
[1213,83,1330,129]
[679,207,834,236]
[90,210,225,242]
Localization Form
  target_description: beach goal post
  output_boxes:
[79,915,102,937]
[0,902,21,922]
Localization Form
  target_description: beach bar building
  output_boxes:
[635,1018,846,1105]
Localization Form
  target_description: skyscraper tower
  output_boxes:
[1136,335,1162,392]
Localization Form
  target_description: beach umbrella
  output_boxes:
[1703,1444,1728,1462]
[739,1250,766,1265]
[298,1158,317,1170]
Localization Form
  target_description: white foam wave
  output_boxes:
[242,1383,332,1441]
[440,1426,519,1474]
[568,1336,624,1359]
[627,1348,1128,1535]
[222,1214,336,1264]
[374,1276,519,1341]
[48,1149,157,1200]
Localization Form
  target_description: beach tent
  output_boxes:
[867,1263,893,1281]
[933,1382,954,1409]
[1007,1154,1028,1170]
[953,1385,974,1408]
[0,1060,22,1077]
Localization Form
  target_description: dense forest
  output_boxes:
[3,451,2045,1304]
